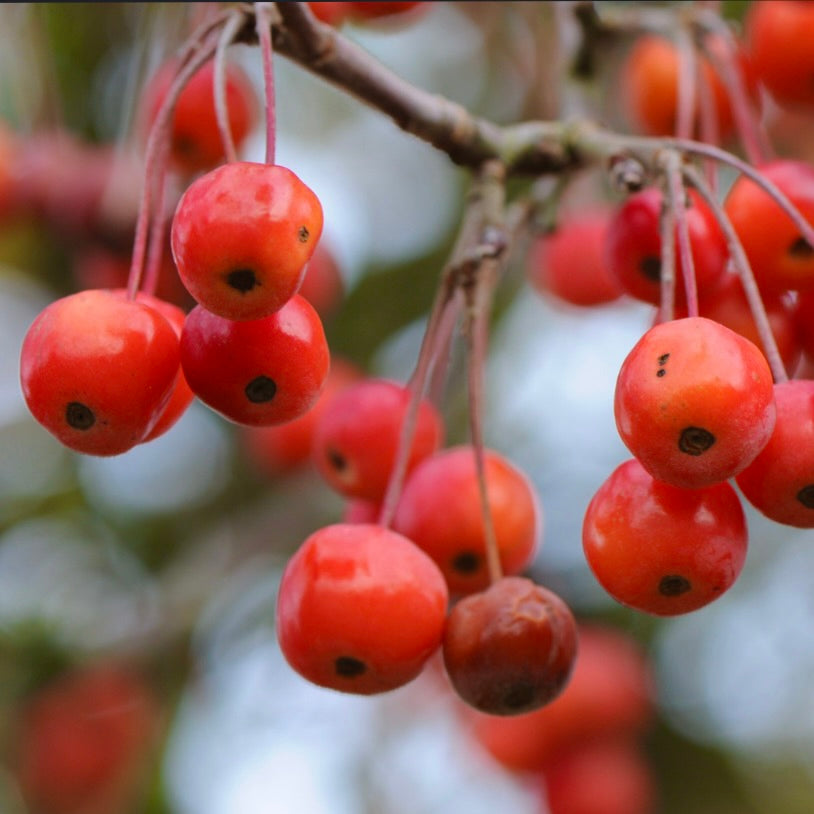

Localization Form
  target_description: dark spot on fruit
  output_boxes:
[244,376,277,403]
[797,484,814,509]
[226,268,259,293]
[298,226,310,243]
[172,134,196,157]
[327,447,347,472]
[452,551,480,573]
[65,401,95,430]
[335,656,366,677]
[678,426,715,455]
[656,369,666,377]
[658,353,670,365]
[659,575,691,596]
[639,255,661,282]
[788,236,814,258]
[503,682,536,711]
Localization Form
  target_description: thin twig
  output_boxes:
[213,9,245,164]
[255,2,277,165]
[663,150,698,316]
[682,162,788,383]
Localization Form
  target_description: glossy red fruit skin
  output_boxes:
[614,316,776,489]
[724,159,814,293]
[527,210,622,307]
[313,378,444,502]
[541,738,657,814]
[20,289,180,456]
[746,1,814,111]
[583,458,748,616]
[621,33,746,140]
[442,577,577,716]
[736,380,814,528]
[673,273,802,377]
[467,624,654,773]
[241,358,359,476]
[604,188,728,307]
[142,58,256,174]
[180,295,329,427]
[276,523,449,695]
[393,446,540,596]
[171,162,324,321]
[297,242,344,318]
[15,664,157,814]
[132,292,195,443]
[796,290,814,360]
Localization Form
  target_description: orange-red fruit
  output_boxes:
[724,159,814,293]
[276,523,449,694]
[583,458,748,616]
[540,738,657,814]
[442,577,577,716]
[526,211,622,307]
[614,316,776,489]
[241,358,360,476]
[15,664,157,814]
[604,187,728,308]
[736,380,814,528]
[142,58,256,173]
[171,161,324,321]
[20,289,181,456]
[673,273,801,377]
[746,1,814,111]
[313,378,444,502]
[393,446,540,595]
[297,242,344,318]
[467,624,654,773]
[621,33,747,140]
[133,291,195,443]
[180,295,330,427]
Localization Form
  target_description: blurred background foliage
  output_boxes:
[0,2,812,813]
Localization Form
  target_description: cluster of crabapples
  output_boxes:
[15,7,581,721]
[527,0,814,620]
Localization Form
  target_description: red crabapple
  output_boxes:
[132,291,195,443]
[724,159,814,293]
[276,523,449,694]
[526,210,622,307]
[393,446,540,595]
[583,458,748,616]
[466,624,654,773]
[180,295,330,427]
[746,1,814,111]
[540,737,657,814]
[20,289,181,456]
[673,273,802,376]
[614,316,776,489]
[604,188,728,308]
[442,577,577,716]
[313,378,444,502]
[171,161,324,321]
[15,663,157,814]
[241,358,360,476]
[141,58,256,174]
[736,379,814,528]
[621,33,745,140]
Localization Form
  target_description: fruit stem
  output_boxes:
[683,162,789,383]
[141,140,170,297]
[675,26,697,142]
[213,9,245,164]
[127,28,221,300]
[657,169,677,324]
[695,9,773,167]
[255,2,277,166]
[664,150,698,317]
